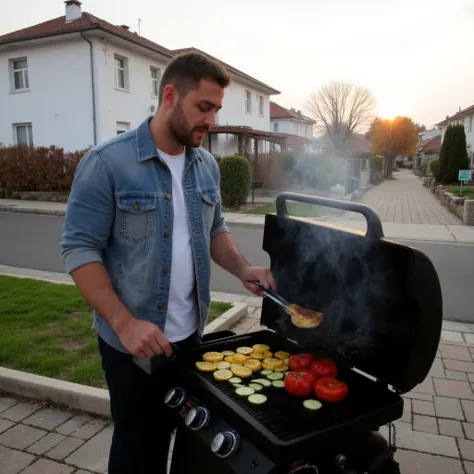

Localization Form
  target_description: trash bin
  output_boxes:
[348,177,359,193]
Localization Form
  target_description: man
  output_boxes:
[60,52,276,473]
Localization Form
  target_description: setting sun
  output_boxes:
[377,100,408,121]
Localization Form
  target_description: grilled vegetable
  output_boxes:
[248,394,267,405]
[286,304,324,329]
[222,350,235,357]
[233,354,250,364]
[272,380,285,389]
[249,352,266,360]
[252,344,270,353]
[235,386,255,397]
[314,377,348,403]
[284,370,317,397]
[213,369,233,381]
[260,370,273,376]
[224,356,235,363]
[263,357,283,367]
[253,378,271,388]
[195,361,218,372]
[217,361,231,370]
[248,383,264,392]
[229,377,242,385]
[231,366,252,378]
[267,372,284,381]
[274,351,289,360]
[244,359,262,372]
[310,359,338,379]
[230,363,242,368]
[288,354,315,371]
[262,351,273,358]
[203,352,224,362]
[236,346,254,355]
[273,365,288,372]
[303,399,322,411]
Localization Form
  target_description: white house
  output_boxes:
[437,104,474,168]
[270,102,326,155]
[0,1,282,156]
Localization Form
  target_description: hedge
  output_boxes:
[219,155,251,208]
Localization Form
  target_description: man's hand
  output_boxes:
[241,266,277,296]
[117,318,173,359]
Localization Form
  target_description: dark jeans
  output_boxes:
[98,332,199,474]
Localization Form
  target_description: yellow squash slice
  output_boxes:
[244,359,262,372]
[202,352,224,363]
[236,346,254,355]
[233,353,250,363]
[195,361,217,372]
[222,350,235,357]
[217,361,231,370]
[252,344,270,353]
[274,351,290,360]
[213,369,233,381]
[231,366,252,378]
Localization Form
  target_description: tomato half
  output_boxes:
[284,370,317,397]
[314,377,348,403]
[310,359,338,379]
[288,353,315,371]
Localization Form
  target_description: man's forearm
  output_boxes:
[70,262,134,334]
[210,232,250,280]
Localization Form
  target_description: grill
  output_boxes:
[166,193,443,474]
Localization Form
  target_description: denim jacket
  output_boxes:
[61,117,228,353]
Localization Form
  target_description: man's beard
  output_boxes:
[169,104,209,148]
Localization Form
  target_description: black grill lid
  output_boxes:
[260,193,442,394]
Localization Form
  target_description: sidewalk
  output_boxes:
[1,268,474,472]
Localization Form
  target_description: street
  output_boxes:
[1,212,473,323]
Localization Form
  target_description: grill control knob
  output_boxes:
[211,431,240,458]
[184,406,210,430]
[163,387,186,408]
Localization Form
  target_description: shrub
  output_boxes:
[219,155,251,208]
[430,158,441,182]
[0,144,88,193]
[439,125,470,184]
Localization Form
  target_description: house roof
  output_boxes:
[208,125,287,142]
[416,135,441,154]
[0,12,173,57]
[437,104,474,126]
[0,12,279,94]
[284,134,313,147]
[270,102,315,124]
[172,47,280,95]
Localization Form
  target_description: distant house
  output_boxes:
[0,0,283,155]
[437,104,474,168]
[270,102,326,154]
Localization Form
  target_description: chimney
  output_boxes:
[65,0,82,23]
[120,25,130,30]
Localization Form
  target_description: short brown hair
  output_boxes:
[158,52,231,104]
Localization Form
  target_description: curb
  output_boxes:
[0,206,65,216]
[0,367,111,417]
[204,301,248,335]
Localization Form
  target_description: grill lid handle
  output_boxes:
[275,192,384,239]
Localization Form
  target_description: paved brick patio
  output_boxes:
[331,169,461,225]
[2,303,474,473]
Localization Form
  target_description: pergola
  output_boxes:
[207,126,289,204]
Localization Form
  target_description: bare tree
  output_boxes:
[305,81,376,156]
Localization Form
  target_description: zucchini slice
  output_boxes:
[272,380,285,389]
[248,394,268,405]
[303,399,323,411]
[248,383,264,392]
[260,369,273,376]
[253,378,272,388]
[229,377,242,385]
[235,386,255,397]
[267,372,284,381]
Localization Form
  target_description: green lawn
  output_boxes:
[248,202,326,218]
[0,276,231,388]
[446,185,474,197]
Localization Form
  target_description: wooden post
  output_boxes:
[252,138,259,205]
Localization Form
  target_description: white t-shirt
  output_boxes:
[157,148,198,343]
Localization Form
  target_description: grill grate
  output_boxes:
[186,331,398,443]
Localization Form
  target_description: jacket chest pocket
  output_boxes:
[200,188,219,232]
[117,195,157,243]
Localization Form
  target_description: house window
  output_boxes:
[468,115,473,133]
[114,54,128,90]
[273,123,279,132]
[245,90,252,113]
[258,95,264,116]
[150,67,161,98]
[10,58,29,91]
[117,121,131,135]
[13,123,33,146]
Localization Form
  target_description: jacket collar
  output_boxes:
[136,116,202,164]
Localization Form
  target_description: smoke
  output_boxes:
[263,215,415,361]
